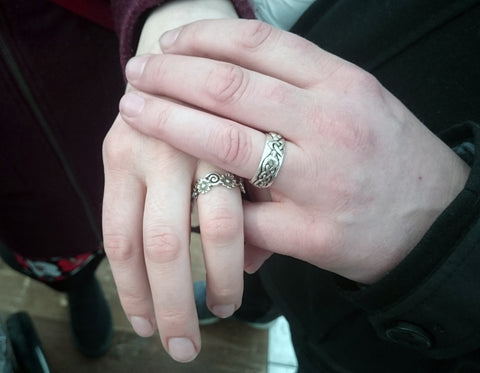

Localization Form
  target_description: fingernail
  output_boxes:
[160,28,181,50]
[120,92,144,117]
[129,316,155,337]
[168,337,197,362]
[212,304,235,319]
[125,55,148,80]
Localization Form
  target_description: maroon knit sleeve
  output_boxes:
[110,0,255,68]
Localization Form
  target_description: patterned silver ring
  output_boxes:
[249,132,286,189]
[192,172,246,199]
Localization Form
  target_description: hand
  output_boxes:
[119,19,470,284]
[102,3,244,363]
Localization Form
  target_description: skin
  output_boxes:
[119,19,470,290]
[102,1,244,363]
[108,18,470,362]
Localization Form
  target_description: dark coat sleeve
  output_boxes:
[109,0,255,68]
[291,0,480,360]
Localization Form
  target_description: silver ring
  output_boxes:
[192,172,246,199]
[249,132,286,189]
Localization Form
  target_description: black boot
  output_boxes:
[5,312,50,373]
[67,276,112,358]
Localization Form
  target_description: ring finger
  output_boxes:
[194,163,245,318]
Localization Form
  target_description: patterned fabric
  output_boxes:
[13,248,104,283]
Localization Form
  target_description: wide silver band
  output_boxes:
[249,132,286,189]
[192,172,246,199]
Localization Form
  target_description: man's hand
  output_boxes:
[119,19,470,284]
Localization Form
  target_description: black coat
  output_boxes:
[257,0,480,371]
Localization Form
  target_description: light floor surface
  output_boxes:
[0,231,297,372]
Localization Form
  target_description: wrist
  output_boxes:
[136,0,238,55]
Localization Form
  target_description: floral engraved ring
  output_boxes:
[192,172,246,199]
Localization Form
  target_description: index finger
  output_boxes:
[158,19,344,88]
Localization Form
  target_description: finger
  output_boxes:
[125,54,311,138]
[158,19,344,88]
[195,165,245,318]
[142,147,200,362]
[242,201,338,269]
[102,176,156,336]
[119,92,304,193]
[243,183,273,274]
[102,121,156,337]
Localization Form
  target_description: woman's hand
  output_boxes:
[119,19,470,284]
[102,2,244,363]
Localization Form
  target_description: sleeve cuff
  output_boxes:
[110,0,255,69]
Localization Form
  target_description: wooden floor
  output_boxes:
[0,232,268,372]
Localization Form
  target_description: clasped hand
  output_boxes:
[103,19,469,362]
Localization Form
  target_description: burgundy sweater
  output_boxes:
[51,0,255,67]
[0,0,252,259]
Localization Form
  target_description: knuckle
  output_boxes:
[144,229,182,264]
[239,20,274,51]
[103,233,136,263]
[145,55,169,87]
[179,21,204,53]
[206,63,247,105]
[160,309,191,327]
[102,127,132,169]
[210,126,252,167]
[120,292,151,312]
[102,131,116,161]
[327,114,374,152]
[343,66,381,93]
[150,102,173,138]
[200,212,241,244]
[263,81,291,105]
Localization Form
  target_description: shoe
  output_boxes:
[67,276,113,358]
[5,312,50,373]
[1,315,17,373]
[194,281,280,329]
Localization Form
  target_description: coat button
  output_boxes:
[385,322,432,349]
